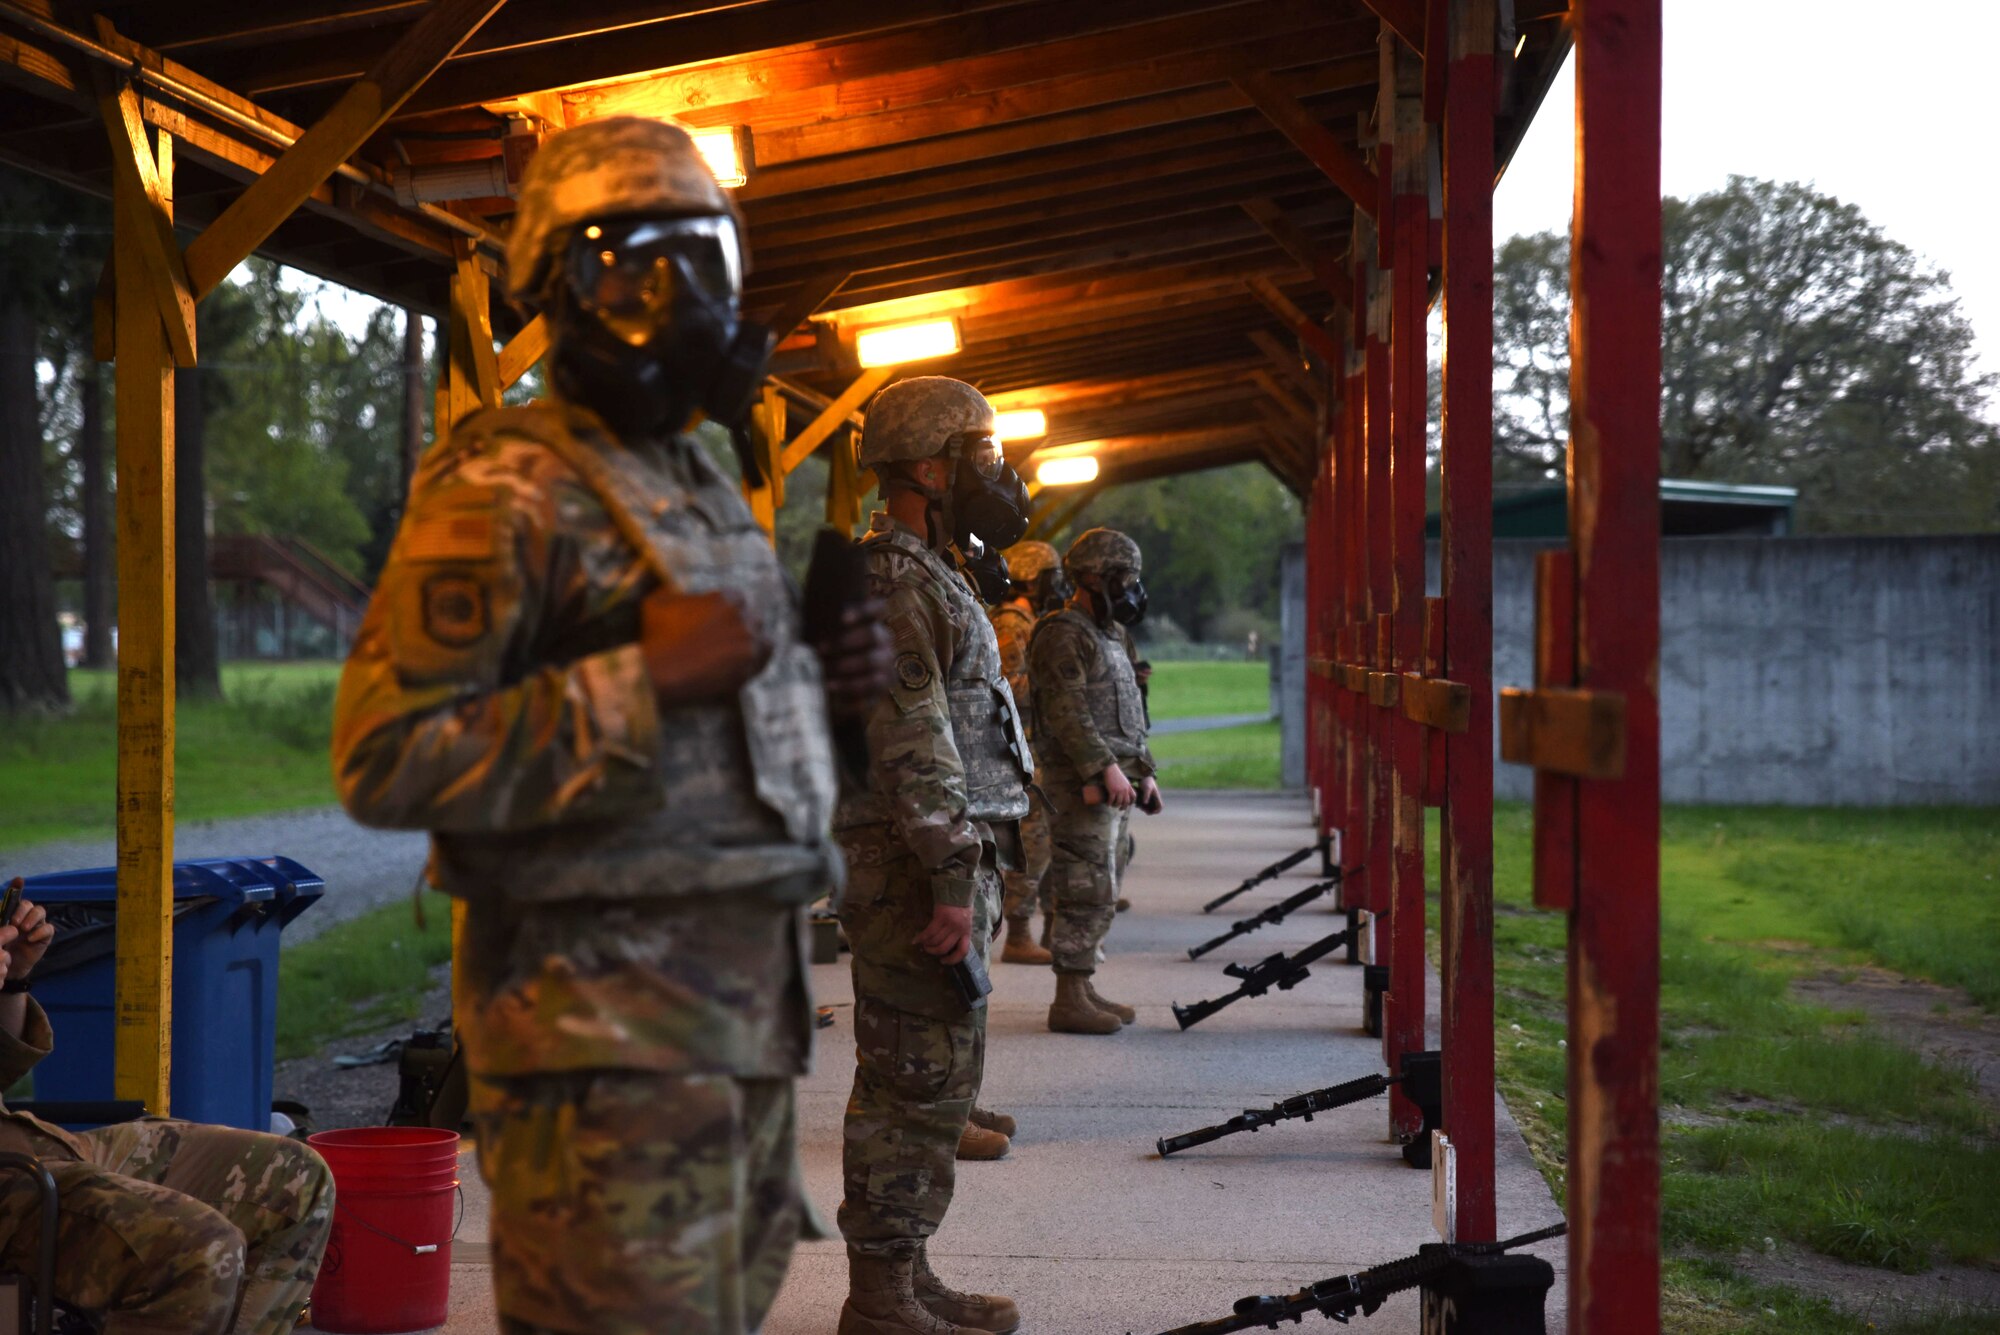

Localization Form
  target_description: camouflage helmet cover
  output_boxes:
[1001,540,1060,582]
[1064,527,1142,578]
[858,376,995,469]
[505,117,737,306]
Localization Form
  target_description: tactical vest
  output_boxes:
[1030,608,1150,766]
[846,533,1030,827]
[430,411,839,903]
[987,601,1037,737]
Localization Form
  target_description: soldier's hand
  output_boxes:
[1101,763,1138,809]
[1,901,51,979]
[1139,777,1164,815]
[915,903,974,966]
[814,597,894,717]
[640,588,772,705]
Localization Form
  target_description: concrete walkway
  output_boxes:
[416,791,1565,1335]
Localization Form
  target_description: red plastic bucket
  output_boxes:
[307,1127,462,1333]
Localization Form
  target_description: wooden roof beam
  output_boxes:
[1248,275,1342,364]
[739,58,1375,199]
[177,0,508,299]
[1358,0,1429,56]
[1231,65,1378,215]
[1248,328,1327,405]
[1241,195,1355,307]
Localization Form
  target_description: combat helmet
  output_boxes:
[1002,540,1060,582]
[858,377,995,469]
[505,117,738,307]
[1064,527,1143,578]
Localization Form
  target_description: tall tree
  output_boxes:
[1492,176,2000,531]
[175,349,221,699]
[0,170,84,710]
[78,352,111,668]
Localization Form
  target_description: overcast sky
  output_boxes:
[1494,0,2000,384]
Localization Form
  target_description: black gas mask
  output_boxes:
[1100,568,1148,626]
[944,430,1031,552]
[548,215,774,444]
[1022,567,1073,616]
[959,537,1014,605]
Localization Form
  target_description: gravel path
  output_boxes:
[1150,710,1272,734]
[2,806,431,946]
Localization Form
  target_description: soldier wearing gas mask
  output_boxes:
[1027,528,1163,1034]
[987,541,1071,965]
[832,376,1032,1334]
[333,118,893,1335]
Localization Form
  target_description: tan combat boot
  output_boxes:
[955,1121,1010,1160]
[969,1104,1017,1137]
[914,1243,1021,1333]
[1048,972,1121,1034]
[840,1249,975,1335]
[1085,978,1136,1026]
[999,916,1052,965]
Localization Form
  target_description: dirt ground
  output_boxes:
[273,969,452,1132]
[1793,964,2000,1105]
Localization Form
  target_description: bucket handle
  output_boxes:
[333,1183,465,1255]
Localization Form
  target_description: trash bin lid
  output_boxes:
[22,858,279,907]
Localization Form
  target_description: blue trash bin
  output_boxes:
[21,856,324,1131]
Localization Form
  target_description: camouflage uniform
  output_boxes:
[0,1000,332,1334]
[833,512,1029,1254]
[334,401,836,1335]
[1029,606,1155,974]
[987,599,1052,922]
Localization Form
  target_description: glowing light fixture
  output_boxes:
[1512,32,1527,58]
[691,126,749,188]
[856,317,961,368]
[992,408,1047,442]
[1036,455,1099,487]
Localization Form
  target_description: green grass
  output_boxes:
[1144,660,1271,720]
[1150,720,1282,789]
[1462,802,2000,1327]
[275,892,455,1060]
[0,663,342,852]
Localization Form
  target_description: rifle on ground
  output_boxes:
[1203,832,1334,913]
[1141,1222,1567,1335]
[1171,926,1352,1030]
[1155,1069,1401,1157]
[1189,865,1362,960]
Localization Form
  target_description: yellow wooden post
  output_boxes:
[105,112,179,1114]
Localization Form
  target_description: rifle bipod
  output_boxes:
[1154,1050,1441,1164]
[1201,831,1335,913]
[1171,925,1353,1030]
[1188,864,1362,959]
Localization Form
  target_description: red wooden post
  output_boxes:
[1363,240,1393,944]
[1439,0,1498,1243]
[1384,34,1430,1143]
[1343,325,1368,873]
[1569,0,1663,1326]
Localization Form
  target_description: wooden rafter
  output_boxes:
[179,0,508,298]
[1232,65,1379,215]
[1241,195,1356,307]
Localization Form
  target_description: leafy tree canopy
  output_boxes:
[1495,175,2000,532]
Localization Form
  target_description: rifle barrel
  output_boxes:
[1199,834,1330,913]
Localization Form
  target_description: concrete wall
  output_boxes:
[1279,542,1307,788]
[1279,535,2000,805]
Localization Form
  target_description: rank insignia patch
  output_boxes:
[421,572,490,647]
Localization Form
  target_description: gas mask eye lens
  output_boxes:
[948,432,1004,479]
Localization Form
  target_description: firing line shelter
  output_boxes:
[0,1,1665,1328]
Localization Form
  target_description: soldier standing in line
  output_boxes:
[834,376,1034,1335]
[987,539,1070,964]
[333,118,891,1335]
[1029,528,1163,1034]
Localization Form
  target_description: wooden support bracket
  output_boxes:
[1367,670,1402,709]
[1498,687,1628,779]
[779,365,893,476]
[1231,66,1378,216]
[94,77,196,366]
[497,313,547,391]
[1400,673,1470,732]
[1241,197,1355,307]
[1360,0,1429,55]
[180,0,508,298]
[1247,277,1341,365]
